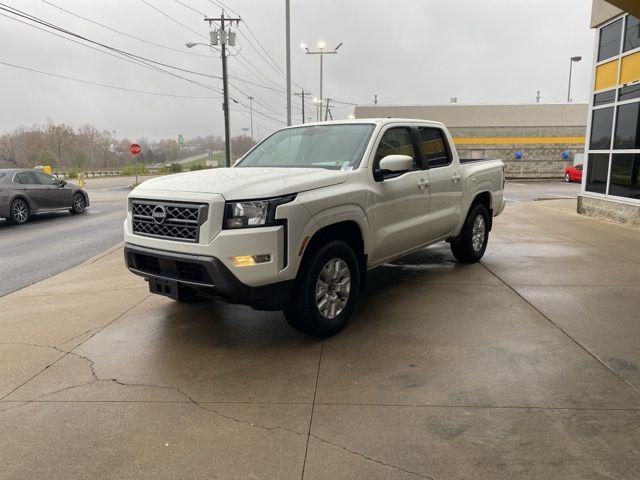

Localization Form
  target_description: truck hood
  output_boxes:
[134,167,348,200]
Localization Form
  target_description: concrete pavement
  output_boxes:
[0,200,639,479]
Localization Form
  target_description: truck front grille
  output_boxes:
[131,200,208,243]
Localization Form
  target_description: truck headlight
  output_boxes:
[224,195,295,229]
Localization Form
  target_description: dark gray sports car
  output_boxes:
[0,169,89,225]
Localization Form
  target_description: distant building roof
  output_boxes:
[353,104,588,128]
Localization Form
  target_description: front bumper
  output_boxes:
[124,243,293,311]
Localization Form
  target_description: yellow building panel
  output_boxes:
[620,51,640,85]
[595,59,619,91]
[453,137,585,145]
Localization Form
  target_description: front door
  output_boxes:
[417,127,463,240]
[34,172,72,209]
[370,126,430,264]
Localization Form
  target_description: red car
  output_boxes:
[564,164,583,183]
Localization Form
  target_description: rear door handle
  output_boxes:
[418,178,430,190]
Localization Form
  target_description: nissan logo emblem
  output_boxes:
[152,205,167,224]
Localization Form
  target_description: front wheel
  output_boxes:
[284,240,360,338]
[450,203,490,264]
[70,193,86,214]
[565,172,571,183]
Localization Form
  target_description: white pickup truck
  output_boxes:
[124,119,505,337]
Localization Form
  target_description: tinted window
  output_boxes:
[586,154,610,194]
[594,90,616,106]
[374,128,417,169]
[609,154,640,199]
[614,102,640,149]
[618,84,640,102]
[34,172,57,185]
[624,15,640,53]
[599,19,622,62]
[590,107,614,150]
[15,171,39,185]
[417,127,450,168]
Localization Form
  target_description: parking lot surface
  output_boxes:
[1,200,639,479]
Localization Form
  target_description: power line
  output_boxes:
[40,0,213,58]
[139,0,207,40]
[0,59,222,99]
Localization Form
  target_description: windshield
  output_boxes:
[236,124,374,170]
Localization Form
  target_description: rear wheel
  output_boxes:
[450,203,489,263]
[70,193,86,214]
[565,172,571,183]
[284,240,360,338]
[9,198,29,225]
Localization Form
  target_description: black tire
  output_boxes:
[8,198,29,225]
[70,193,86,214]
[565,172,571,183]
[450,203,490,264]
[284,240,360,338]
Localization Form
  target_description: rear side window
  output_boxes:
[15,171,39,184]
[418,127,451,168]
[373,127,418,170]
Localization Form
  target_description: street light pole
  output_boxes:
[567,56,582,103]
[248,96,254,141]
[302,41,342,121]
[285,0,291,126]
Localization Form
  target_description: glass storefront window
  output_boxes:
[599,19,623,62]
[590,107,614,150]
[586,154,610,194]
[618,84,640,102]
[624,16,640,53]
[594,90,616,106]
[614,102,640,149]
[610,154,640,199]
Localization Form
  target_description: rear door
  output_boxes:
[369,126,430,263]
[417,126,463,239]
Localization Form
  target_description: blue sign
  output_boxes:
[562,150,571,159]
[515,150,523,159]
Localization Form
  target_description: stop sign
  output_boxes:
[129,143,142,155]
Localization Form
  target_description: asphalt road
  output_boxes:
[0,176,153,297]
[0,177,582,297]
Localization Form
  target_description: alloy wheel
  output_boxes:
[315,258,351,320]
[471,214,486,252]
[12,200,28,223]
[73,194,85,212]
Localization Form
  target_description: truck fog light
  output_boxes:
[230,254,271,267]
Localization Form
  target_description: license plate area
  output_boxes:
[148,277,179,300]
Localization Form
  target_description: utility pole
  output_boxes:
[248,96,254,140]
[285,0,291,126]
[374,94,378,105]
[204,12,242,167]
[242,128,249,137]
[294,90,310,124]
[324,98,332,121]
[302,41,342,121]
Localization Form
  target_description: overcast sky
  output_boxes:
[0,0,595,141]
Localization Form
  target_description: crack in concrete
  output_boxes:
[1,345,435,478]
[308,434,435,479]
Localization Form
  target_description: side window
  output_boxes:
[576,165,583,171]
[15,172,39,185]
[373,128,418,170]
[34,172,57,186]
[418,127,451,168]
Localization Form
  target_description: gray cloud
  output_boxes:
[0,0,595,141]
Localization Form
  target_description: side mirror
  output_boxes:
[59,179,67,186]
[375,154,414,180]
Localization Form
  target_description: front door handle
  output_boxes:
[418,178,430,190]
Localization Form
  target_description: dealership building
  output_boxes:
[579,0,640,226]
[354,103,588,179]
